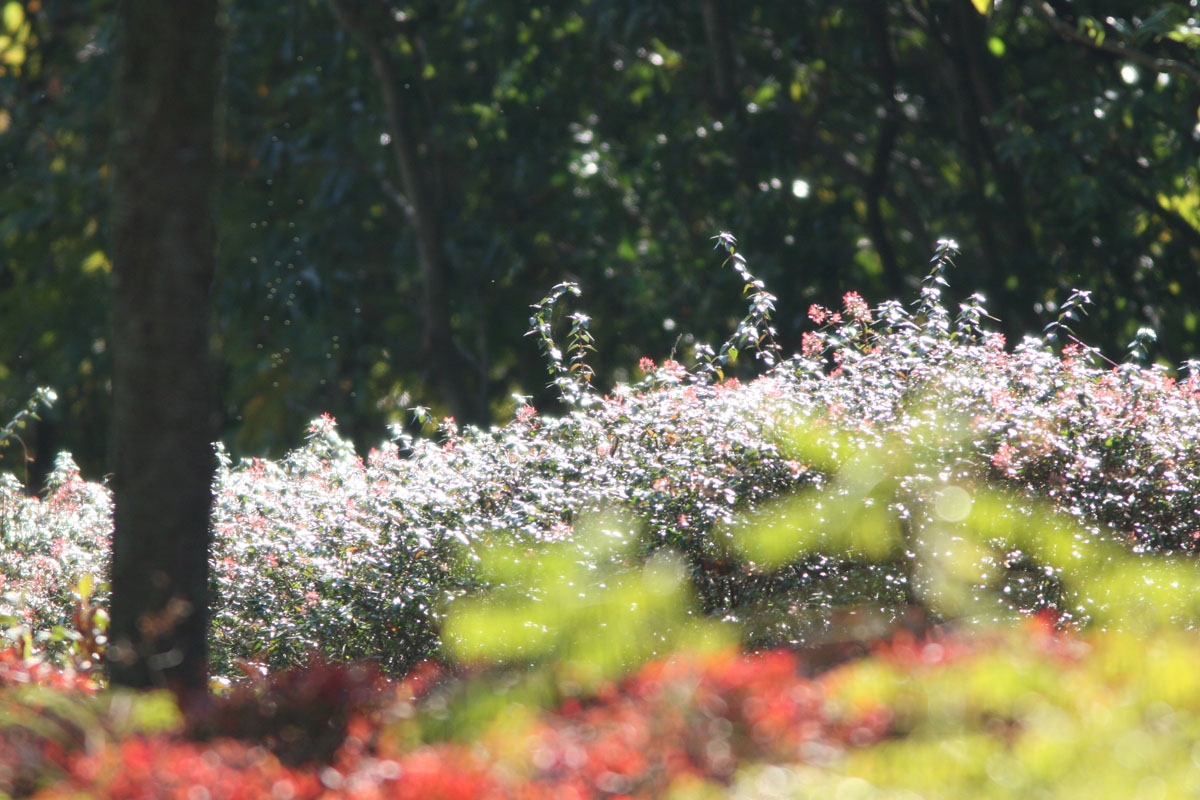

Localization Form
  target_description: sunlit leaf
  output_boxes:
[2,1,23,33]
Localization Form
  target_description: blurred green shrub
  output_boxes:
[733,406,1200,632]
[724,625,1200,799]
[443,512,731,688]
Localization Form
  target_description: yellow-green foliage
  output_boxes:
[733,407,1200,628]
[769,627,1200,799]
[442,512,732,690]
[715,407,1200,797]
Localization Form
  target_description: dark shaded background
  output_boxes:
[2,0,1198,483]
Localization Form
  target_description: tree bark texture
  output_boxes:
[108,0,219,692]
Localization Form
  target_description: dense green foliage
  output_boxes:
[2,0,1198,480]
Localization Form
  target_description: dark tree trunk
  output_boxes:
[107,0,219,693]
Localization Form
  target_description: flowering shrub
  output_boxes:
[1,235,1199,796]
[0,635,175,798]
[200,348,821,675]
[0,454,110,661]
[0,238,1197,677]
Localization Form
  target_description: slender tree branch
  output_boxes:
[700,0,737,116]
[326,0,474,417]
[1039,3,1200,84]
[373,166,416,220]
[865,3,903,295]
[1107,169,1200,252]
[325,0,427,231]
[923,5,1006,288]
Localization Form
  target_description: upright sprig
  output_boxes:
[1042,288,1093,346]
[0,387,57,483]
[1041,288,1116,366]
[954,292,995,344]
[1183,359,1200,387]
[0,386,56,451]
[1126,326,1158,364]
[527,282,597,408]
[914,238,957,340]
[699,232,783,382]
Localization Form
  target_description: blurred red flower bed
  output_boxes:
[4,644,893,799]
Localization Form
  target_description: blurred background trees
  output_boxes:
[1,0,1197,482]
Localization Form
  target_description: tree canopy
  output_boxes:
[1,0,1198,478]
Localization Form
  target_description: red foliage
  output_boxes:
[869,614,1082,670]
[38,737,318,800]
[515,649,887,797]
[0,643,99,694]
[16,648,899,799]
[36,737,505,800]
[185,656,388,766]
[0,643,100,797]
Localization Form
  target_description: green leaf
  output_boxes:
[2,2,23,34]
[76,574,94,603]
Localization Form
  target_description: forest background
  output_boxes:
[2,0,1198,484]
